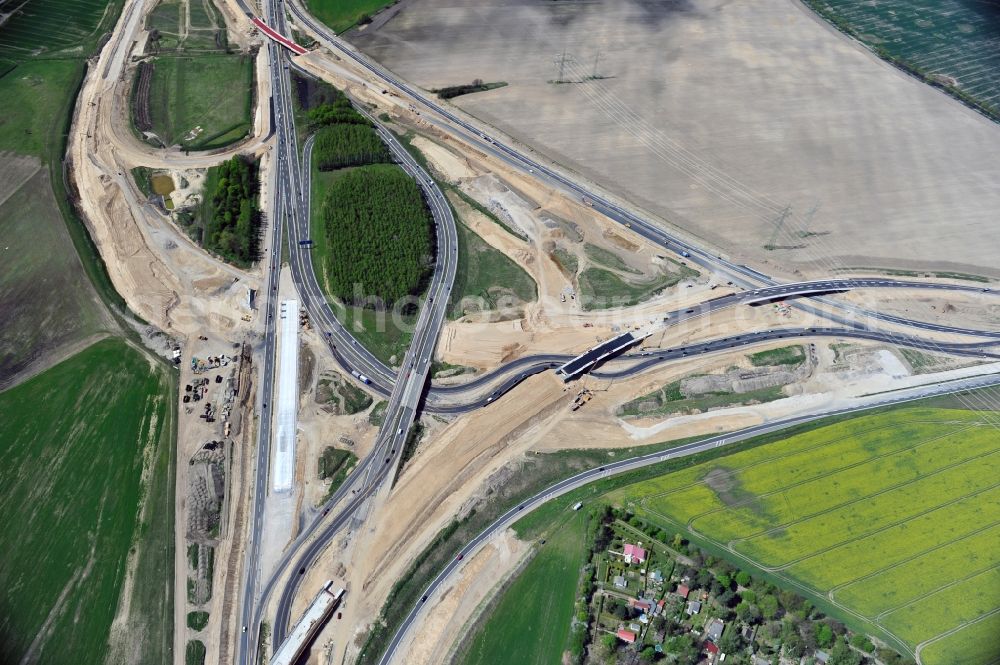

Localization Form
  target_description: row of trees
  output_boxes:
[202,155,261,266]
[314,124,391,170]
[321,165,432,306]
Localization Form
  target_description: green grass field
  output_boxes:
[801,0,1000,119]
[143,53,253,149]
[0,0,122,57]
[459,511,587,665]
[305,0,394,34]
[626,407,1000,663]
[0,169,108,383]
[0,60,83,157]
[450,219,536,319]
[0,60,111,385]
[0,338,174,664]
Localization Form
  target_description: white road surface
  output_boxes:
[273,299,299,493]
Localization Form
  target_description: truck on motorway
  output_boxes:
[299,239,313,247]
[350,370,371,384]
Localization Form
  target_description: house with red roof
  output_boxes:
[629,598,653,612]
[617,628,637,644]
[676,584,690,599]
[623,543,647,564]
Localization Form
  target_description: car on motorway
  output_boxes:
[456,553,463,561]
[421,596,428,603]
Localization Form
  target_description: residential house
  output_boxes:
[705,642,720,657]
[686,600,702,616]
[629,598,653,613]
[676,584,690,599]
[617,629,637,644]
[613,575,627,589]
[706,618,724,643]
[623,543,647,564]
[650,569,664,584]
[815,651,830,664]
[629,622,642,633]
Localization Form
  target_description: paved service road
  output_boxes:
[376,373,1000,665]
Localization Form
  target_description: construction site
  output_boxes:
[19,0,996,663]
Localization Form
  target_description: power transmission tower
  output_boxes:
[765,205,792,250]
[798,202,820,237]
[553,50,575,82]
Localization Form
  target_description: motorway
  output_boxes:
[234,6,459,663]
[235,3,297,660]
[376,372,1000,664]
[267,82,460,649]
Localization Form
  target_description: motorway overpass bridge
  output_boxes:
[557,280,863,381]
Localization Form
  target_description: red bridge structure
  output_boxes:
[252,17,308,55]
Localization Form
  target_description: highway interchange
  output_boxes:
[231,4,1000,665]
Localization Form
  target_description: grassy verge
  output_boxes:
[368,400,388,426]
[578,265,691,310]
[448,186,525,241]
[187,611,210,631]
[618,379,786,418]
[449,218,536,319]
[748,344,805,367]
[185,639,206,665]
[584,243,641,274]
[551,247,579,277]
[319,448,358,503]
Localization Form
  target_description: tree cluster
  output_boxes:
[307,97,370,129]
[314,124,391,171]
[321,165,433,306]
[203,155,261,266]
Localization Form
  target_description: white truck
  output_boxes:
[350,370,371,384]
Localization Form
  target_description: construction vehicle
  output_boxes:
[570,388,594,411]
